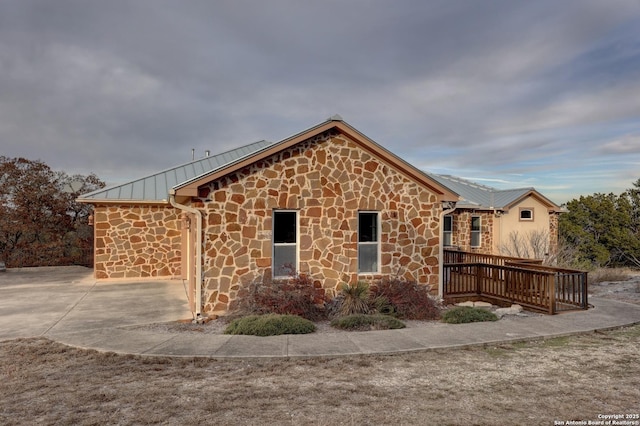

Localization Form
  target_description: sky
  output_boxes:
[1,0,639,205]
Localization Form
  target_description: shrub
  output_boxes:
[339,281,371,316]
[228,274,328,321]
[441,306,498,324]
[224,314,316,336]
[589,267,632,284]
[370,278,441,320]
[330,314,405,331]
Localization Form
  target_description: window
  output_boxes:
[358,212,379,274]
[443,215,453,246]
[519,208,534,221]
[273,210,298,277]
[470,216,481,248]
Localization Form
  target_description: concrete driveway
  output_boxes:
[0,266,192,341]
[2,266,640,358]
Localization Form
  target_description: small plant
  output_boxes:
[441,306,498,324]
[224,314,316,336]
[330,314,405,331]
[339,281,371,316]
[228,274,328,321]
[370,278,441,320]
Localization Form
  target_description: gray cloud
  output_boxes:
[0,0,639,201]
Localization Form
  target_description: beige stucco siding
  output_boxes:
[197,130,442,313]
[495,196,552,254]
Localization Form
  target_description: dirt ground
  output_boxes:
[1,278,639,425]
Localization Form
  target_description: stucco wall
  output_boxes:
[93,205,182,279]
[198,130,442,313]
[496,196,555,256]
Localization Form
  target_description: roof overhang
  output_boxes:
[76,198,169,206]
[502,190,561,213]
[173,119,460,203]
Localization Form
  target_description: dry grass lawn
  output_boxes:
[1,325,639,425]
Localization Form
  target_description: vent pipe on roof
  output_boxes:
[205,150,210,157]
[191,148,195,161]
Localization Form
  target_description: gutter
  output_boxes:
[438,201,457,298]
[169,189,203,319]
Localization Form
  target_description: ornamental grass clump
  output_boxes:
[339,281,371,316]
[330,314,405,331]
[441,306,499,324]
[224,314,316,336]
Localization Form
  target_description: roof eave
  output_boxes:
[76,198,169,206]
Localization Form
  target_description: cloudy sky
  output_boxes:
[1,0,639,204]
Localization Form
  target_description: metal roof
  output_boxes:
[78,140,274,202]
[427,174,547,210]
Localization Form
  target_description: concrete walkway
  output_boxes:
[2,266,640,358]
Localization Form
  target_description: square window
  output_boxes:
[520,208,534,221]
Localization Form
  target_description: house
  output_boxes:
[428,174,562,259]
[78,116,461,316]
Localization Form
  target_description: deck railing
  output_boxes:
[443,249,588,314]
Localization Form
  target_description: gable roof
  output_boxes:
[428,174,560,212]
[79,116,460,204]
[77,140,274,203]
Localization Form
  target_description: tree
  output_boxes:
[559,180,640,268]
[0,157,105,267]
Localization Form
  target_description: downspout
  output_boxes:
[169,189,203,319]
[439,201,457,299]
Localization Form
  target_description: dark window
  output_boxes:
[520,209,533,221]
[471,216,481,247]
[443,215,453,246]
[273,211,297,276]
[358,212,379,273]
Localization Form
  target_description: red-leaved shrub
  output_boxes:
[228,274,328,321]
[370,278,441,320]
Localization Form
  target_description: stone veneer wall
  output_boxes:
[453,211,494,254]
[548,212,559,256]
[93,205,182,279]
[198,130,442,313]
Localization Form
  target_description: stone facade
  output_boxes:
[450,211,494,254]
[198,130,442,313]
[93,205,182,279]
[548,212,559,256]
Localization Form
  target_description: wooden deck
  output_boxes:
[443,250,588,314]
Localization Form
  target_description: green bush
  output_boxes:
[330,314,406,331]
[441,306,498,324]
[224,314,316,336]
[339,281,371,316]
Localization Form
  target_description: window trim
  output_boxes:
[519,208,534,221]
[470,215,481,248]
[272,209,299,278]
[358,211,380,274]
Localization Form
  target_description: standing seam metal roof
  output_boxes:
[78,140,274,202]
[426,174,551,210]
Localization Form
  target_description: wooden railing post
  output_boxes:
[548,274,556,315]
[476,264,483,296]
